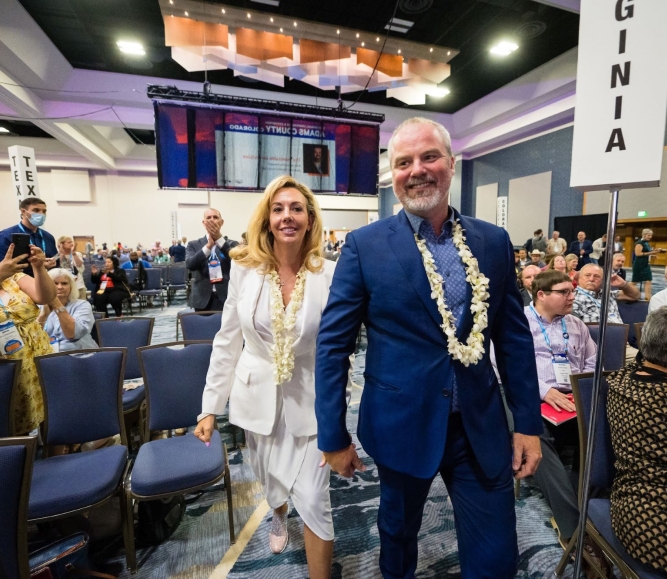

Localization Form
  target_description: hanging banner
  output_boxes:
[8,145,40,201]
[570,0,667,191]
[496,196,508,229]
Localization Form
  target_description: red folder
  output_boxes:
[541,403,577,426]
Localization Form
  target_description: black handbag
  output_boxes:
[136,496,186,546]
[29,533,115,578]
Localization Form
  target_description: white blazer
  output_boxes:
[202,259,336,437]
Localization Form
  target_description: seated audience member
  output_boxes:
[38,268,97,351]
[564,254,579,287]
[518,248,531,270]
[153,249,170,264]
[547,254,567,274]
[648,267,667,313]
[519,265,541,306]
[118,248,131,265]
[608,307,667,573]
[121,251,151,291]
[530,249,546,269]
[525,271,601,572]
[611,252,627,280]
[547,231,567,256]
[56,235,87,299]
[90,257,131,317]
[572,264,639,324]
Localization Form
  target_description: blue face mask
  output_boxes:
[28,213,46,227]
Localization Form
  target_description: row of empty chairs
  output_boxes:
[0,344,234,576]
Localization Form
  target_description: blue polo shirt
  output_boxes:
[0,223,58,277]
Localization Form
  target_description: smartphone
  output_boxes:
[11,233,31,263]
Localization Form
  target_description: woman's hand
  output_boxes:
[0,244,28,282]
[27,245,47,270]
[91,265,99,275]
[194,414,216,446]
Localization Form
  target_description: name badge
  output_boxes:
[0,320,24,356]
[49,335,60,353]
[97,280,108,294]
[208,259,223,284]
[552,355,572,386]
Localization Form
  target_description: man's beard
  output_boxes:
[397,182,448,214]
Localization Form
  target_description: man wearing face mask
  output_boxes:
[0,197,58,276]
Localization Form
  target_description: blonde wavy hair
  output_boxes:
[230,175,324,273]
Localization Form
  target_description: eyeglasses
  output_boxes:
[545,289,577,297]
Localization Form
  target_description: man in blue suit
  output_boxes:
[568,231,594,270]
[315,118,543,579]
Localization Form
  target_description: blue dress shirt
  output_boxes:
[405,208,467,412]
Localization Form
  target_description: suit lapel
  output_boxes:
[388,211,444,331]
[243,269,271,356]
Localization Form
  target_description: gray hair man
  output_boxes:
[572,263,639,323]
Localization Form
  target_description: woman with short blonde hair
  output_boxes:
[196,175,339,578]
[56,235,87,299]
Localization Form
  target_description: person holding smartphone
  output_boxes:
[0,198,58,276]
[0,242,56,434]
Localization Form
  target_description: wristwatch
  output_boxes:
[54,306,66,314]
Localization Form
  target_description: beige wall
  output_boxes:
[0,168,377,250]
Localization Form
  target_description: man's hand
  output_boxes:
[610,273,626,288]
[204,220,222,247]
[320,444,366,478]
[543,388,575,412]
[512,433,542,479]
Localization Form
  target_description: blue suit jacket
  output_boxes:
[315,209,543,480]
[568,239,594,268]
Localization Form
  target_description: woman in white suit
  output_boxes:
[195,175,337,578]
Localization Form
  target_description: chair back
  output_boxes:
[634,322,644,348]
[585,323,628,371]
[169,266,187,285]
[180,311,222,341]
[616,300,649,347]
[144,268,162,291]
[35,349,127,446]
[96,317,154,380]
[0,437,36,579]
[138,342,213,434]
[570,373,616,492]
[0,359,21,437]
[124,268,138,286]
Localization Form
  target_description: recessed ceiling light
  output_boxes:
[429,47,433,52]
[280,27,283,32]
[169,0,173,4]
[222,8,225,13]
[447,51,451,55]
[117,40,146,56]
[490,40,518,56]
[293,21,297,26]
[184,11,188,16]
[376,37,380,42]
[356,33,360,38]
[270,17,274,22]
[171,14,174,17]
[336,29,340,35]
[426,87,450,98]
[361,42,365,47]
[247,13,251,18]
[0,127,10,133]
[398,49,401,54]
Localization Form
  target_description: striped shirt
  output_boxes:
[524,306,597,399]
[572,287,623,324]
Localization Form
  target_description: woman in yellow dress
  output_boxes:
[0,242,57,434]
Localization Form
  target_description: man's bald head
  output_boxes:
[521,265,542,289]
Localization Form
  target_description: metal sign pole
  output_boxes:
[571,188,620,578]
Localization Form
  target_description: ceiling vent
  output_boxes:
[398,0,433,15]
[515,20,547,39]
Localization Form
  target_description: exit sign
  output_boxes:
[638,210,648,217]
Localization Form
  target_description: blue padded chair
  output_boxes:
[167,265,188,303]
[123,341,234,571]
[555,373,667,579]
[0,359,21,437]
[30,350,131,559]
[124,268,138,288]
[179,311,223,341]
[175,307,195,341]
[0,436,36,579]
[90,311,105,346]
[96,317,154,448]
[586,323,629,371]
[138,268,164,310]
[616,300,649,348]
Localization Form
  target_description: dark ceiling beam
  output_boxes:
[531,0,580,14]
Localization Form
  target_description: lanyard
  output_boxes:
[530,305,569,357]
[18,223,46,253]
[576,287,601,310]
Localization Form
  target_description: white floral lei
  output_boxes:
[268,266,307,384]
[415,220,490,366]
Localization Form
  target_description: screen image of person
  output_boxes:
[195,175,343,579]
[303,144,329,175]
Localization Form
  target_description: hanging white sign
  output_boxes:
[496,196,508,229]
[8,145,40,201]
[570,0,667,191]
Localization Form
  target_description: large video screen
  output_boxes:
[154,101,380,195]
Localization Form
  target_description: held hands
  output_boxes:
[0,243,28,281]
[512,433,542,479]
[205,220,222,248]
[320,443,366,478]
[194,414,216,447]
[543,388,576,412]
